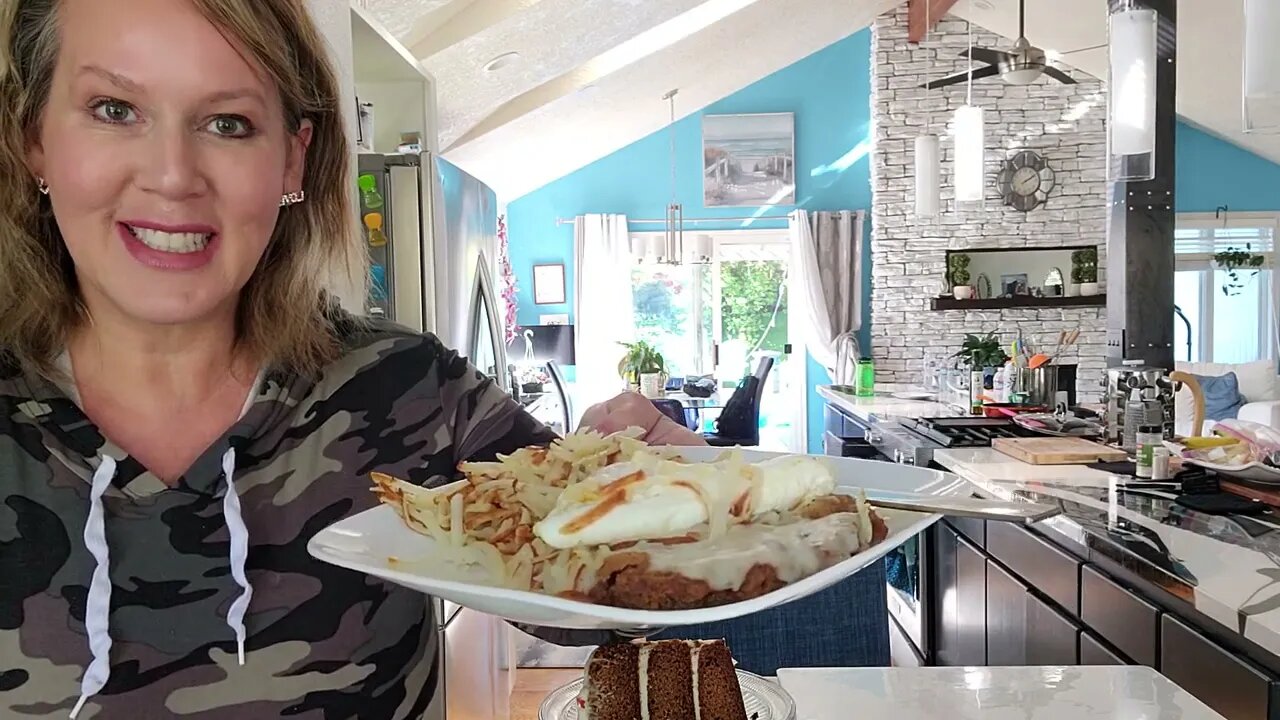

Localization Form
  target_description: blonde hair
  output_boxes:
[0,0,362,377]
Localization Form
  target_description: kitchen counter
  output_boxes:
[816,385,962,425]
[935,447,1280,663]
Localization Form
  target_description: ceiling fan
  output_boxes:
[920,0,1102,90]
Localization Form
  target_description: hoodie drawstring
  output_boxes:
[221,447,252,665]
[71,456,117,719]
[71,450,252,718]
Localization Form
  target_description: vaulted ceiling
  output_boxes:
[359,0,1278,200]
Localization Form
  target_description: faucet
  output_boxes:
[833,332,861,386]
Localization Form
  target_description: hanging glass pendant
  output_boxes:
[1108,5,1157,180]
[915,134,940,220]
[953,105,985,207]
[1244,0,1280,133]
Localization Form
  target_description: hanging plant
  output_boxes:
[1214,245,1266,297]
[496,214,520,343]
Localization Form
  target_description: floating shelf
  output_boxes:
[931,295,1107,310]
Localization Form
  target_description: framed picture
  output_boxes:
[702,112,796,207]
[532,264,566,305]
[1000,273,1030,297]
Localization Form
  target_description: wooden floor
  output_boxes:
[510,668,581,720]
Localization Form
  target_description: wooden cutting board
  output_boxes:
[992,437,1129,465]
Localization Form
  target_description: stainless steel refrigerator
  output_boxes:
[356,152,514,719]
[357,152,508,387]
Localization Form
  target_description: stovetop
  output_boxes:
[902,416,1037,448]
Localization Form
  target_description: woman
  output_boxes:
[0,0,696,717]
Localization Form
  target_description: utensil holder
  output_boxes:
[1013,367,1059,408]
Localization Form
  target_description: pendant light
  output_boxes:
[914,0,940,220]
[953,6,985,208]
[1244,0,1280,133]
[1107,2,1157,180]
[662,89,684,266]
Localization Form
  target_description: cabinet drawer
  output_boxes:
[823,405,860,438]
[1079,630,1127,665]
[947,516,986,548]
[1161,615,1277,720]
[987,520,1080,616]
[985,561,1077,666]
[1080,565,1158,667]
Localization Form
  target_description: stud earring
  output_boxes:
[279,190,305,207]
[36,177,49,195]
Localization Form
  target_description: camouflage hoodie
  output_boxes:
[0,314,561,718]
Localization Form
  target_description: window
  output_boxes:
[629,229,801,451]
[1173,214,1277,364]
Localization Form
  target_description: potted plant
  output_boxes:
[948,253,974,300]
[618,340,666,397]
[1214,245,1266,296]
[516,366,549,394]
[1071,248,1099,296]
[951,332,1010,370]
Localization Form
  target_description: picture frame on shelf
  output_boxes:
[1000,273,1030,297]
[532,264,566,305]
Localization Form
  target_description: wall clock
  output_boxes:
[996,150,1055,212]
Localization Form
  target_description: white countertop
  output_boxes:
[816,385,961,424]
[935,446,1280,660]
[776,666,1224,720]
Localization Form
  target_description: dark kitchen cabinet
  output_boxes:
[1079,630,1128,666]
[1161,615,1279,720]
[1080,566,1159,668]
[986,560,1079,666]
[932,522,987,666]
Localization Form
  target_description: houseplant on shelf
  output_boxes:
[618,340,667,397]
[1213,245,1266,296]
[1071,248,1099,297]
[948,253,974,300]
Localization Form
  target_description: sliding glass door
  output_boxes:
[629,229,802,451]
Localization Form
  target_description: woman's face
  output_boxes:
[28,0,312,328]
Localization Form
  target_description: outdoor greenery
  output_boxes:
[633,273,687,333]
[720,260,788,353]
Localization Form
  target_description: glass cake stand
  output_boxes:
[539,669,796,720]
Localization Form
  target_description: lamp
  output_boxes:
[953,105,985,205]
[662,88,684,266]
[688,233,714,264]
[1244,0,1280,133]
[1108,4,1157,180]
[953,12,984,209]
[914,0,940,220]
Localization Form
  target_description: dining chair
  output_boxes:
[705,356,775,447]
[544,360,573,434]
[650,399,693,430]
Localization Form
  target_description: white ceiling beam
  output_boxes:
[444,0,765,150]
[406,0,545,59]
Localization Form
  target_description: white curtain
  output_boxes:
[573,214,636,409]
[788,209,863,372]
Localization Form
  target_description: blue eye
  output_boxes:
[207,115,254,138]
[91,99,137,125]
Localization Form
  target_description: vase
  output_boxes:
[639,373,664,398]
[1066,283,1080,297]
[952,285,975,300]
[1079,282,1099,297]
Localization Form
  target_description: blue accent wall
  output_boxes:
[1177,121,1280,212]
[507,29,874,453]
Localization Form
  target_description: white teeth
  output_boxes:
[128,226,211,254]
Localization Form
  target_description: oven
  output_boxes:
[866,416,1037,665]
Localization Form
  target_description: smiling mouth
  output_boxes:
[122,224,214,254]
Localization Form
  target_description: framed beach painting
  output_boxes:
[702,112,796,207]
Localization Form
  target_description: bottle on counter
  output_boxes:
[1135,424,1162,478]
[855,359,875,397]
[1152,447,1172,480]
[970,352,985,415]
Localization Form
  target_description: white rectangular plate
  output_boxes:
[307,447,969,630]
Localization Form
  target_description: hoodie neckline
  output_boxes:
[16,361,300,499]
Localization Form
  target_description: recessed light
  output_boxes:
[972,0,993,9]
[483,52,520,73]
